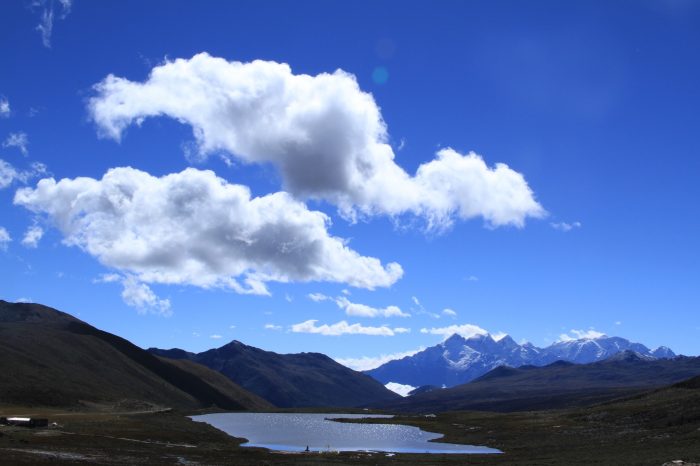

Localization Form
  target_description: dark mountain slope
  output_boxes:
[0,300,267,411]
[378,352,700,413]
[150,340,401,408]
[158,357,272,411]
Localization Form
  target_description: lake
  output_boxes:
[190,412,501,454]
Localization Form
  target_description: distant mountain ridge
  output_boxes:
[149,340,401,408]
[377,350,700,413]
[366,332,676,388]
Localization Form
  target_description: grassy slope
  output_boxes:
[0,301,271,411]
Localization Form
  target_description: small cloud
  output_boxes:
[442,308,457,318]
[192,332,200,337]
[0,227,12,250]
[341,288,351,296]
[291,319,407,337]
[550,221,582,232]
[411,296,440,319]
[229,325,236,329]
[335,296,410,318]
[0,97,9,118]
[558,328,606,342]
[307,292,330,302]
[95,273,171,316]
[397,138,406,151]
[465,275,479,282]
[385,382,416,397]
[334,347,425,371]
[3,132,29,156]
[615,321,622,326]
[16,297,32,303]
[33,0,72,48]
[284,293,293,302]
[420,323,488,339]
[0,159,48,190]
[210,334,223,339]
[264,323,282,331]
[94,273,121,283]
[492,331,508,341]
[21,225,44,248]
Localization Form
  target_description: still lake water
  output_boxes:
[191,412,501,454]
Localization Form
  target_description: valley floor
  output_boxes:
[1,384,699,466]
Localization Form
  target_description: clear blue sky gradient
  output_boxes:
[1,1,698,360]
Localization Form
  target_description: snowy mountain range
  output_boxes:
[366,333,676,388]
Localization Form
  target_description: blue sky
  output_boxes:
[1,0,698,367]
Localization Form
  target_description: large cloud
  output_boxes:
[89,53,545,229]
[14,167,403,295]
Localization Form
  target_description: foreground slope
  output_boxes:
[150,341,401,408]
[3,374,698,464]
[380,351,700,413]
[0,300,271,411]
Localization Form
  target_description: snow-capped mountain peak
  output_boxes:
[365,333,676,389]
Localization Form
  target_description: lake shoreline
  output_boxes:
[191,412,501,455]
[1,390,699,465]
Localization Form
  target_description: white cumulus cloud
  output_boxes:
[290,319,407,336]
[95,273,171,316]
[0,160,17,189]
[88,53,545,230]
[307,292,330,302]
[550,221,582,232]
[335,296,410,318]
[0,97,9,117]
[420,323,489,339]
[558,329,606,342]
[15,167,402,296]
[334,347,425,371]
[0,227,11,250]
[119,275,172,316]
[21,225,44,248]
[0,159,47,189]
[3,132,29,156]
